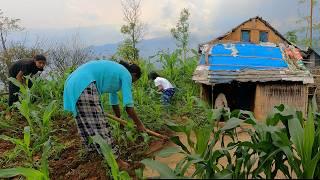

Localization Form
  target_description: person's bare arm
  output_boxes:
[112,105,121,118]
[157,85,164,92]
[16,71,25,85]
[125,107,146,132]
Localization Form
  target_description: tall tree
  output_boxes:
[285,31,298,44]
[120,0,145,62]
[171,8,190,62]
[0,9,23,62]
[0,9,24,89]
[295,0,319,49]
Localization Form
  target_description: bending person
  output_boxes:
[8,54,47,106]
[63,60,146,169]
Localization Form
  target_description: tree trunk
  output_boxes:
[0,30,7,53]
[183,48,187,62]
[132,28,137,62]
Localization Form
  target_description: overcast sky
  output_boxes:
[0,0,318,46]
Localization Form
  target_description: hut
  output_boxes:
[193,16,314,120]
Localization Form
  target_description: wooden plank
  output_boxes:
[254,84,264,121]
[105,113,168,140]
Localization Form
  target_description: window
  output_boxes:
[241,30,250,42]
[259,31,268,42]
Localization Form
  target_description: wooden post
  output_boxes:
[211,85,214,109]
[310,0,313,47]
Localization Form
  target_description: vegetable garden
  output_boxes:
[0,50,320,179]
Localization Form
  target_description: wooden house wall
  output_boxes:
[254,83,308,120]
[221,19,288,45]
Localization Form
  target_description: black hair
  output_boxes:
[119,60,141,79]
[34,54,46,61]
[148,71,160,80]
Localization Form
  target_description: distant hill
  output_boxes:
[88,35,210,58]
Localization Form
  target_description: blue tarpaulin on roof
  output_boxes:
[200,43,288,71]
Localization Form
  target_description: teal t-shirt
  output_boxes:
[63,60,134,116]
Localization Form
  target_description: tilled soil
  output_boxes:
[0,113,169,180]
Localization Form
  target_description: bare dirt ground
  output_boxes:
[143,131,245,177]
[144,124,291,179]
[0,114,168,180]
[1,114,292,179]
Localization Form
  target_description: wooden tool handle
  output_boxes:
[0,92,9,97]
[105,113,168,140]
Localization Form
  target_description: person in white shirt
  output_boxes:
[149,72,175,105]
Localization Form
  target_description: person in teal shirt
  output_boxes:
[63,60,146,169]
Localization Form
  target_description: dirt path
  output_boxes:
[143,129,251,177]
[143,125,290,179]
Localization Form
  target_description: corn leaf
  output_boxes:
[157,147,182,158]
[141,159,177,179]
[42,100,57,128]
[0,167,45,180]
[195,126,212,156]
[91,135,130,180]
[170,136,190,154]
[40,139,51,179]
[23,126,31,148]
[288,117,304,157]
[303,106,315,163]
[214,169,233,179]
[221,117,243,131]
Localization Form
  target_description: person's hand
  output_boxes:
[136,124,147,132]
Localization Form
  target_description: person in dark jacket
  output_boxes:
[8,54,47,106]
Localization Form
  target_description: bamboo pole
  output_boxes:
[105,113,168,140]
[310,0,313,47]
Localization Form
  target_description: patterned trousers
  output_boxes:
[75,82,119,156]
[162,88,175,105]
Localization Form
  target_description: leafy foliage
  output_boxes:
[171,8,190,62]
[91,135,130,180]
[143,103,320,179]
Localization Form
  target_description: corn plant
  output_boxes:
[109,118,151,162]
[0,126,33,165]
[8,77,33,130]
[33,100,57,149]
[142,103,320,179]
[157,50,181,82]
[91,135,130,180]
[0,139,51,180]
[142,123,234,179]
[8,76,58,152]
[287,105,320,178]
[30,71,68,107]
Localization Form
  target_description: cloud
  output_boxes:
[1,0,310,45]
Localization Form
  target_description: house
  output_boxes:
[201,16,293,46]
[301,47,320,69]
[193,16,314,120]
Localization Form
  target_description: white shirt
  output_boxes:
[154,77,174,90]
